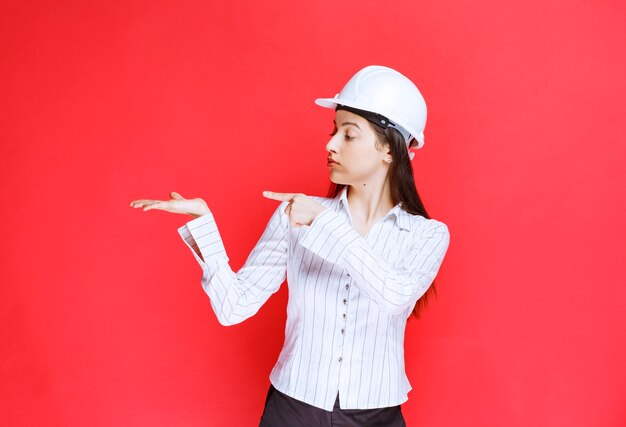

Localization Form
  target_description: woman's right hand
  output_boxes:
[129,192,210,218]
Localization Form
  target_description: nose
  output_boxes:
[325,133,340,153]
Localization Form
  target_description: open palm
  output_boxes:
[129,192,210,218]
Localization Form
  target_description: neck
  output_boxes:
[346,180,395,225]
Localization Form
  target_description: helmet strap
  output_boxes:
[336,104,393,129]
[335,104,412,147]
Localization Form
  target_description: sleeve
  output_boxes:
[298,208,450,315]
[177,201,290,326]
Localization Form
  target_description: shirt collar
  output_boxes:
[335,186,412,231]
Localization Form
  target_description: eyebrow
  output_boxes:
[333,119,361,130]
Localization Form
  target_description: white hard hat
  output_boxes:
[315,65,427,150]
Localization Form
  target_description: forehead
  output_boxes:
[333,109,369,130]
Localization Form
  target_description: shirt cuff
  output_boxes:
[177,212,229,265]
[298,208,361,264]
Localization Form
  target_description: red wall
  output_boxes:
[1,1,625,426]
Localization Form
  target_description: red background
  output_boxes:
[1,1,625,426]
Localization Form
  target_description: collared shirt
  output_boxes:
[177,186,450,411]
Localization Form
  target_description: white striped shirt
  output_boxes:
[177,186,450,411]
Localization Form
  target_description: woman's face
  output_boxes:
[326,109,390,185]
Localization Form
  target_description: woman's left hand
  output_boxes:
[262,191,328,227]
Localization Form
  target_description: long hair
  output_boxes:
[325,123,439,320]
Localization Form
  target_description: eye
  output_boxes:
[328,129,355,141]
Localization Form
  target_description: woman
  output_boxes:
[130,65,450,426]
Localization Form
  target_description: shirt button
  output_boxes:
[343,299,347,304]
[341,328,345,334]
[345,284,350,289]
[338,357,343,362]
[346,273,350,277]
[342,313,346,318]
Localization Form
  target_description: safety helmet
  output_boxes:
[315,65,428,150]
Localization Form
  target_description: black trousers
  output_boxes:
[258,384,406,427]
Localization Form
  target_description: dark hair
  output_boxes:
[325,123,440,320]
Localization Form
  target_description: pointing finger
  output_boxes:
[263,191,296,201]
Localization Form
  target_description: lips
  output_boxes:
[327,158,339,165]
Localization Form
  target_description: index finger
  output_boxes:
[262,191,296,202]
